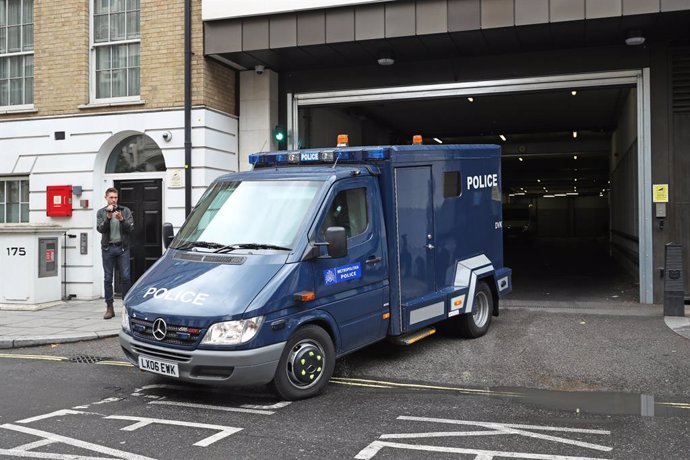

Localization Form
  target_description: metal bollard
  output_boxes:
[663,242,685,317]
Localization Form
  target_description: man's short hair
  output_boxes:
[105,187,119,197]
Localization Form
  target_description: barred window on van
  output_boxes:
[443,171,462,198]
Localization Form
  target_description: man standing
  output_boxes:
[96,187,134,319]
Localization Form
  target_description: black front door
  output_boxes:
[114,179,163,291]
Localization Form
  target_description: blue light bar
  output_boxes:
[365,148,385,160]
[251,147,390,168]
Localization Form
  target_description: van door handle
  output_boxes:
[366,256,382,265]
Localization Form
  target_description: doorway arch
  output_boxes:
[100,133,167,293]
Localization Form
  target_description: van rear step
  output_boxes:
[390,327,436,346]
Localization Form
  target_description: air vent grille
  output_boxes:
[174,252,246,265]
[672,47,690,113]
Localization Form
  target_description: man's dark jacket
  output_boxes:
[96,205,134,250]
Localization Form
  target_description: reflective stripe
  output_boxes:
[453,254,494,314]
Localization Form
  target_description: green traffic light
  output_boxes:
[275,131,285,142]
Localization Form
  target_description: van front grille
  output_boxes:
[130,317,203,348]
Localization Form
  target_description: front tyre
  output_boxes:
[457,281,493,338]
[271,325,335,400]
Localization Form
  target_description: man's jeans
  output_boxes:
[103,244,131,303]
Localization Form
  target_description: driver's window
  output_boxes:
[319,187,368,239]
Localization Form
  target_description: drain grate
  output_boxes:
[68,355,110,364]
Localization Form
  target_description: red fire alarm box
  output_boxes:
[46,185,73,217]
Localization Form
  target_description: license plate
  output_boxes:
[138,356,179,377]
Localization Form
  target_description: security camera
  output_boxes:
[162,131,172,142]
[255,65,265,75]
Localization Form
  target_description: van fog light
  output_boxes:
[201,317,264,345]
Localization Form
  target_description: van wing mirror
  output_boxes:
[326,226,347,258]
[162,222,175,249]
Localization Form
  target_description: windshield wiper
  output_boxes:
[174,240,225,250]
[214,243,292,253]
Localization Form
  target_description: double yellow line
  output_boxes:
[0,353,132,367]
[330,377,521,397]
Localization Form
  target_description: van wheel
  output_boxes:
[457,281,493,338]
[271,325,335,400]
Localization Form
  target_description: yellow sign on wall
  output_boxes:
[653,184,668,203]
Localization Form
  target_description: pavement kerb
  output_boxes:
[664,316,690,340]
[0,298,688,349]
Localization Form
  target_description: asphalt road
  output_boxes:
[2,308,689,459]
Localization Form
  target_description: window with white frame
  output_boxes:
[92,0,140,101]
[0,0,34,108]
[0,178,29,223]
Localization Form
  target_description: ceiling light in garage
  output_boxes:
[518,157,523,162]
[467,97,474,102]
[499,134,507,141]
[625,30,646,46]
[433,137,443,144]
[572,131,578,138]
[574,178,578,182]
[377,52,394,66]
[574,154,578,160]
[571,90,577,96]
[537,179,541,183]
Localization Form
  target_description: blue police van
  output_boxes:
[119,143,512,399]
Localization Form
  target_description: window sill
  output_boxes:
[0,106,37,115]
[79,100,146,110]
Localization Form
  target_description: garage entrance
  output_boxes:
[287,71,653,303]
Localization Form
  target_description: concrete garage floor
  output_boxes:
[503,236,639,304]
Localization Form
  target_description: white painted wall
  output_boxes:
[0,108,238,300]
[239,69,279,171]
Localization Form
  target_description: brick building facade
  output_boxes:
[0,0,238,303]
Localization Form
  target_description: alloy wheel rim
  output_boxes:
[286,339,325,389]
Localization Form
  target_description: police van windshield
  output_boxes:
[173,180,322,250]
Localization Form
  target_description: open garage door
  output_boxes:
[287,70,654,303]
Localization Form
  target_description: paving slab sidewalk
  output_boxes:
[0,299,120,349]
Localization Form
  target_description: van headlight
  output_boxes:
[121,306,131,332]
[201,317,264,345]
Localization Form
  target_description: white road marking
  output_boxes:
[73,397,123,409]
[17,410,94,424]
[398,416,611,452]
[131,383,190,396]
[355,440,610,460]
[0,450,111,459]
[240,401,292,410]
[356,417,613,459]
[105,415,242,447]
[381,430,507,439]
[12,439,56,451]
[148,399,275,415]
[0,423,155,460]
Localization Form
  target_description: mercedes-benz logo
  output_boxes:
[152,318,167,341]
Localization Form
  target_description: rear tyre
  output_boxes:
[457,281,493,338]
[271,325,335,400]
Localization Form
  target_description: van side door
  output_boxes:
[310,177,388,353]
